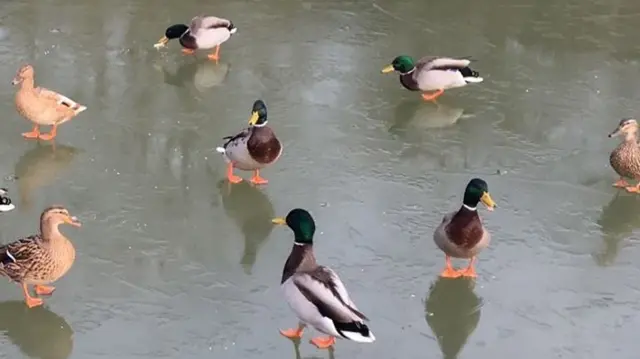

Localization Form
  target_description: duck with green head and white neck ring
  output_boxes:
[216,100,282,185]
[272,208,376,349]
[381,55,483,101]
[434,178,496,279]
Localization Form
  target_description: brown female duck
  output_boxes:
[0,206,81,308]
[433,178,496,278]
[608,118,640,193]
[12,65,87,141]
[216,100,282,185]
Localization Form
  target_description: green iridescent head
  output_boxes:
[272,208,316,244]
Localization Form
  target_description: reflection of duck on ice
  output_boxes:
[0,300,74,359]
[159,60,230,91]
[391,100,472,132]
[425,277,482,359]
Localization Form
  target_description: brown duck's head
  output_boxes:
[248,100,268,127]
[608,118,638,139]
[272,208,315,244]
[12,64,34,85]
[41,206,81,228]
[463,178,496,211]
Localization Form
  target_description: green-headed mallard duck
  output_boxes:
[608,118,640,193]
[154,15,237,62]
[434,178,496,278]
[381,55,483,101]
[215,100,282,185]
[272,208,375,349]
[0,206,81,308]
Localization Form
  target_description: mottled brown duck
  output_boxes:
[0,206,81,308]
[215,100,283,185]
[609,118,640,193]
[433,178,496,278]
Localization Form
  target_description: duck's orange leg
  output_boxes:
[421,89,444,101]
[625,183,640,193]
[458,257,477,278]
[280,322,305,339]
[35,285,56,296]
[181,48,196,55]
[250,169,268,185]
[22,125,40,139]
[21,284,43,308]
[440,255,461,278]
[226,163,243,184]
[38,125,57,141]
[208,45,220,62]
[613,178,630,188]
[310,336,336,349]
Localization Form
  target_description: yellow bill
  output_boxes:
[381,65,395,74]
[248,111,259,125]
[480,192,496,211]
[154,36,169,49]
[272,217,286,225]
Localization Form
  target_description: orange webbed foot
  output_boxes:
[439,267,461,278]
[310,336,335,349]
[38,133,57,141]
[458,266,477,278]
[280,328,304,339]
[421,89,444,101]
[250,175,268,185]
[207,54,220,62]
[613,179,630,188]
[22,125,40,139]
[226,163,243,184]
[25,296,44,308]
[22,131,40,139]
[625,185,640,193]
[181,49,196,55]
[228,175,243,184]
[35,285,55,296]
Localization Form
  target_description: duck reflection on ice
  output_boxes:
[390,100,469,134]
[159,59,230,91]
[14,143,80,209]
[289,339,335,359]
[425,277,483,359]
[218,179,275,274]
[595,193,640,266]
[0,300,73,359]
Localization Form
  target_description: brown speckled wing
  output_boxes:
[445,208,484,250]
[0,235,44,282]
[247,126,282,164]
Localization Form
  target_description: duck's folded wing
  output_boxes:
[426,57,472,71]
[0,236,42,280]
[318,266,367,317]
[199,16,231,29]
[222,128,251,147]
[35,87,78,108]
[190,16,229,35]
[292,267,367,322]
